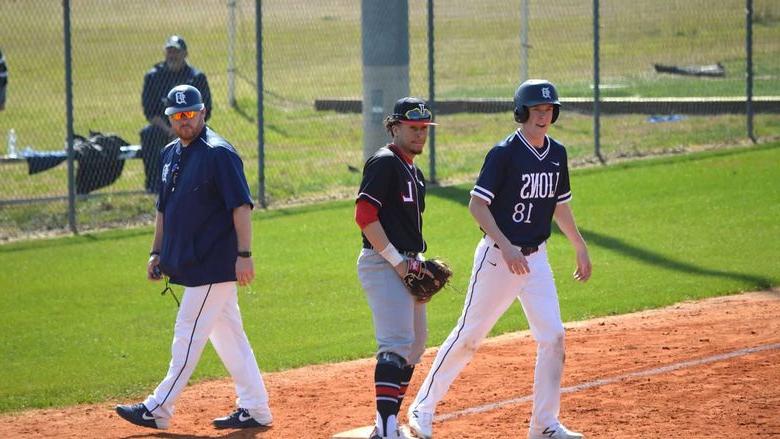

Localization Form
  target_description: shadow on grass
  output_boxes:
[231,102,256,123]
[428,184,471,206]
[578,229,772,288]
[429,185,772,289]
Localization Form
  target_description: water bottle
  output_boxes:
[7,128,17,158]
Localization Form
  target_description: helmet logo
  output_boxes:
[541,87,552,99]
[175,91,187,105]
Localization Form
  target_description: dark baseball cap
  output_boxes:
[392,97,438,126]
[164,35,187,51]
[164,84,204,116]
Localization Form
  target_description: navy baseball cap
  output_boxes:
[164,84,204,116]
[164,35,187,51]
[392,97,439,126]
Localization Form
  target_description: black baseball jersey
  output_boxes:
[470,129,571,247]
[156,126,253,287]
[357,146,427,253]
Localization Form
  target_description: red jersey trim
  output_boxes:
[388,144,413,165]
[355,199,379,229]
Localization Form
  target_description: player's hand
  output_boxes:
[393,260,408,278]
[235,256,255,286]
[394,259,438,304]
[573,247,591,282]
[148,255,162,281]
[501,246,530,276]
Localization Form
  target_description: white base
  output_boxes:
[331,425,414,439]
[332,425,374,439]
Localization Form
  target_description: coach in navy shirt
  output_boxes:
[116,85,273,431]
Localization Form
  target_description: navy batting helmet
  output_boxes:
[164,84,204,116]
[513,79,561,124]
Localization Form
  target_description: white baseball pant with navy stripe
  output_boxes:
[143,281,270,421]
[410,236,565,430]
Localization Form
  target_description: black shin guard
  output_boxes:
[374,352,406,435]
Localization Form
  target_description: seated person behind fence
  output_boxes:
[140,35,212,193]
[0,48,8,111]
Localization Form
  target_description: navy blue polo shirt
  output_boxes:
[156,126,253,287]
[357,145,427,253]
[470,129,571,247]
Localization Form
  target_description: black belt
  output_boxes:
[493,243,538,256]
[364,245,419,259]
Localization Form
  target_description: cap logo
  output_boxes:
[175,91,187,105]
[541,87,551,99]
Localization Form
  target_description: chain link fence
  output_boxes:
[1,0,778,240]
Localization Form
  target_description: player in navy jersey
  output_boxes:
[355,97,439,439]
[116,85,272,431]
[407,80,592,439]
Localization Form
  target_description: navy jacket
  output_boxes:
[156,127,253,286]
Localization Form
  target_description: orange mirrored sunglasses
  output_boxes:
[170,110,199,121]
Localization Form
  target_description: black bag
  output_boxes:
[74,131,129,194]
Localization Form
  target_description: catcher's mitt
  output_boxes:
[403,258,453,302]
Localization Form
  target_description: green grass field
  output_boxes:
[1,144,778,413]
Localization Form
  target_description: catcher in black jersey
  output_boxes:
[355,97,440,439]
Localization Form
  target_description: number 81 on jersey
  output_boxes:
[513,202,534,223]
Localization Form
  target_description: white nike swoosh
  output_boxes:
[239,413,253,422]
[142,413,155,421]
[551,161,560,166]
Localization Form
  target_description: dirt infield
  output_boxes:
[2,290,778,438]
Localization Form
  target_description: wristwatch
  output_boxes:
[237,251,252,258]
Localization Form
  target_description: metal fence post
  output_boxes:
[63,0,77,233]
[427,0,436,184]
[256,0,266,208]
[361,0,410,161]
[520,0,529,83]
[227,0,237,108]
[593,0,604,164]
[746,0,755,143]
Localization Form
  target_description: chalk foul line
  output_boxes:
[436,342,780,422]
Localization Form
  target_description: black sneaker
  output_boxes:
[212,408,272,429]
[115,403,168,430]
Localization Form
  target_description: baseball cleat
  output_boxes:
[407,408,433,439]
[528,423,584,439]
[115,403,168,430]
[369,426,403,439]
[212,407,272,429]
